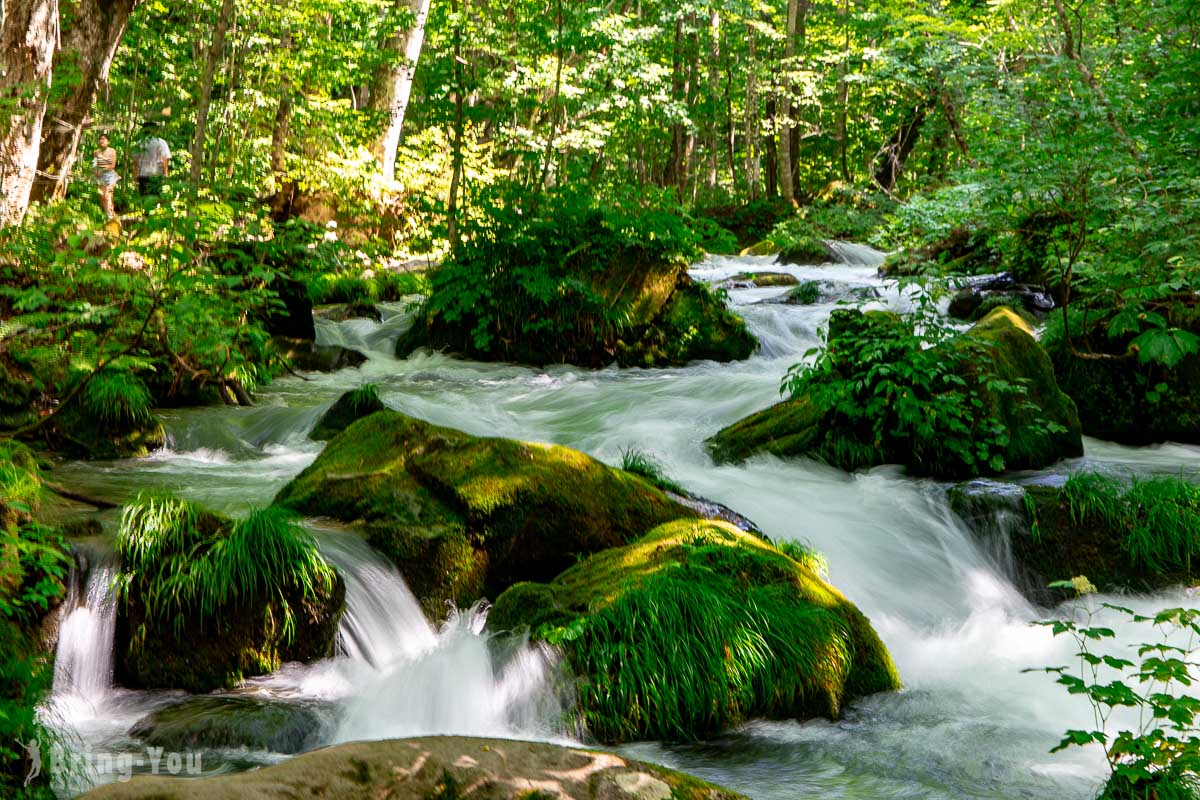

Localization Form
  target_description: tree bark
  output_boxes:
[446,0,466,251]
[0,0,59,227]
[743,24,760,200]
[368,0,432,178]
[872,103,927,193]
[30,0,139,203]
[190,0,235,185]
[778,0,799,205]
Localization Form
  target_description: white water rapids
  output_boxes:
[46,250,1200,798]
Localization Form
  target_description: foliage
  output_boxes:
[80,368,154,426]
[780,296,1034,476]
[413,186,703,360]
[1062,473,1200,575]
[1032,598,1200,800]
[346,383,381,413]
[618,447,685,496]
[114,494,337,645]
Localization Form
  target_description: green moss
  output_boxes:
[620,280,757,367]
[739,239,782,257]
[274,410,695,616]
[776,236,830,266]
[731,271,799,287]
[782,281,822,305]
[489,519,900,744]
[310,385,386,441]
[707,398,824,465]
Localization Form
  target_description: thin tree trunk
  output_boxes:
[704,8,720,191]
[666,17,684,189]
[369,0,433,178]
[873,103,927,193]
[764,96,778,198]
[778,0,799,205]
[0,0,59,227]
[743,24,759,200]
[836,0,850,183]
[683,16,699,202]
[268,23,292,212]
[446,0,466,251]
[30,0,139,203]
[190,0,235,185]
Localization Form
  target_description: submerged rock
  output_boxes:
[129,696,332,754]
[309,386,385,441]
[274,410,694,616]
[708,307,1083,478]
[490,519,900,743]
[79,735,746,800]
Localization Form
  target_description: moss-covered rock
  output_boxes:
[398,260,757,369]
[45,404,166,460]
[274,337,368,373]
[740,239,782,256]
[776,237,831,265]
[730,271,799,287]
[310,386,386,441]
[274,410,695,616]
[489,519,901,744]
[947,477,1199,603]
[1048,307,1200,445]
[708,307,1083,477]
[128,696,331,754]
[79,735,746,800]
[115,499,345,692]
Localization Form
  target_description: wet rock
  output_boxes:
[725,271,799,288]
[262,276,316,341]
[129,696,332,754]
[274,410,695,617]
[948,273,1054,322]
[775,237,833,266]
[78,735,746,799]
[489,519,901,743]
[310,387,386,441]
[314,303,383,323]
[274,338,367,372]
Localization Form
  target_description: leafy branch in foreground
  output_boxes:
[1030,586,1200,800]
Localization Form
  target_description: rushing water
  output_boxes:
[46,249,1200,798]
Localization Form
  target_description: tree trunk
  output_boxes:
[446,0,466,251]
[190,0,235,185]
[872,103,927,193]
[0,0,59,227]
[743,24,759,200]
[764,96,777,198]
[778,0,799,205]
[368,0,433,178]
[704,8,720,191]
[29,0,139,203]
[267,22,292,214]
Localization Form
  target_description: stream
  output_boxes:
[45,249,1200,798]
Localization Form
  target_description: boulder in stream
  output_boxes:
[309,385,386,441]
[114,497,345,692]
[724,271,799,288]
[273,337,367,373]
[129,696,333,754]
[708,307,1083,478]
[78,735,746,800]
[489,519,901,743]
[274,410,695,616]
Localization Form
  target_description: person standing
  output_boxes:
[135,122,171,195]
[92,134,119,218]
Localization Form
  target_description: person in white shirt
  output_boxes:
[136,122,171,195]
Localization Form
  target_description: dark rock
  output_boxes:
[274,338,367,372]
[129,696,331,754]
[948,273,1054,321]
[263,276,316,341]
[310,388,386,441]
[314,303,383,323]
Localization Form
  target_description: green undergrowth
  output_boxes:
[489,519,900,743]
[618,447,687,496]
[1061,472,1200,574]
[115,495,337,645]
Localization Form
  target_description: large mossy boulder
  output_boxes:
[114,497,344,692]
[274,410,695,616]
[1048,305,1200,445]
[80,736,745,800]
[489,519,901,744]
[129,696,331,754]
[394,199,756,368]
[708,307,1083,478]
[948,473,1200,603]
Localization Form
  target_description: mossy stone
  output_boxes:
[46,403,166,460]
[128,696,331,754]
[489,519,901,744]
[618,280,757,367]
[274,410,695,616]
[730,271,799,287]
[776,237,831,265]
[739,239,781,256]
[310,388,386,441]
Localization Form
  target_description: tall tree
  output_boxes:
[30,0,140,203]
[369,0,433,179]
[0,0,59,226]
[190,0,236,185]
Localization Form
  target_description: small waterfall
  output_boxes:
[314,301,416,356]
[52,544,119,708]
[824,240,888,267]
